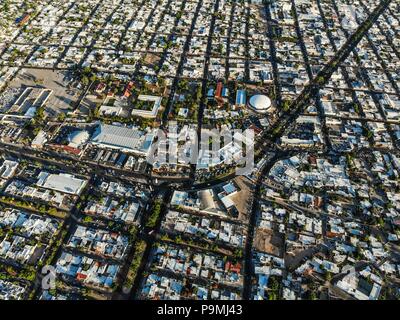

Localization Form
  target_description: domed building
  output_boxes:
[248,94,272,114]
[68,130,90,149]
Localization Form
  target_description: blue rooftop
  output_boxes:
[236,90,246,105]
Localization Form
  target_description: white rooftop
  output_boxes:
[91,123,154,155]
[37,172,87,195]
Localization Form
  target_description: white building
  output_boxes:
[248,94,272,114]
[91,123,155,156]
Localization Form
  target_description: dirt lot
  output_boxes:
[230,176,255,222]
[144,53,161,66]
[254,228,284,257]
[7,68,81,116]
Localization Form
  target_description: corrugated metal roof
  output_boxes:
[91,124,143,150]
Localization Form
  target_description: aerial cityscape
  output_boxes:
[0,0,399,303]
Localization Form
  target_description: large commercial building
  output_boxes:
[36,172,88,196]
[90,123,154,156]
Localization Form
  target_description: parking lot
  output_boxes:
[6,68,82,117]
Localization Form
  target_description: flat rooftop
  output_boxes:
[37,172,87,195]
[91,123,154,155]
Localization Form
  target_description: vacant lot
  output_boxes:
[230,176,255,222]
[8,68,81,116]
[254,228,284,257]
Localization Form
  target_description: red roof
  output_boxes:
[215,82,223,98]
[124,82,134,97]
[61,145,82,155]
[225,262,241,273]
[326,231,341,238]
[76,273,87,280]
[18,14,30,27]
